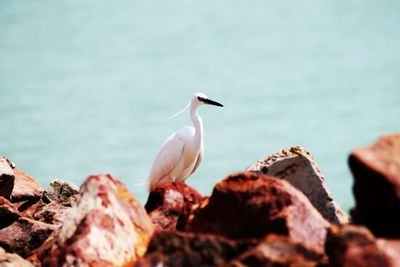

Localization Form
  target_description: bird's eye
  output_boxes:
[197,96,205,102]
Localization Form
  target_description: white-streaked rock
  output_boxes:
[43,174,155,267]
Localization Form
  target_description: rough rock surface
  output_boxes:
[43,174,155,267]
[349,134,400,237]
[0,157,15,200]
[18,179,79,225]
[32,202,71,226]
[145,181,203,230]
[0,196,20,229]
[42,179,79,207]
[0,217,56,258]
[246,146,348,224]
[11,168,43,203]
[186,172,330,248]
[324,224,400,267]
[0,247,34,267]
[135,230,255,267]
[229,235,326,267]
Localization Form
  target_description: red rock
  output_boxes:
[28,228,60,266]
[349,134,400,237]
[0,157,15,200]
[135,230,255,267]
[0,217,56,258]
[33,202,71,226]
[41,179,79,207]
[145,181,203,230]
[229,235,326,267]
[247,146,348,224]
[0,196,20,229]
[11,168,42,203]
[19,200,42,220]
[186,172,330,248]
[324,224,400,267]
[43,174,155,267]
[0,247,34,267]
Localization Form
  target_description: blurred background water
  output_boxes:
[0,1,399,211]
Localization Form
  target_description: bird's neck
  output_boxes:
[190,104,203,140]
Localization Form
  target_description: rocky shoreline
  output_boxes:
[0,134,399,266]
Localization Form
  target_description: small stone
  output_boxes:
[33,202,71,226]
[0,196,20,229]
[42,179,79,207]
[0,157,15,200]
[11,168,42,203]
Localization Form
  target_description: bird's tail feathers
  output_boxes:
[134,178,147,189]
[163,102,191,123]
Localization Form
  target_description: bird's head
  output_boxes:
[192,92,224,107]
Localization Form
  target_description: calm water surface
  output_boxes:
[1,1,399,211]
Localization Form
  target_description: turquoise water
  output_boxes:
[1,1,399,211]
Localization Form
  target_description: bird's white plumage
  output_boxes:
[146,93,223,191]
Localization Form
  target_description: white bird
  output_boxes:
[147,92,223,191]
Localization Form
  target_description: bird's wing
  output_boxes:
[190,149,203,176]
[147,132,185,190]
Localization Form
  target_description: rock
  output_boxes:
[33,202,71,226]
[0,157,15,200]
[145,181,203,230]
[28,228,61,266]
[186,172,330,248]
[18,179,78,227]
[11,168,43,203]
[135,230,255,267]
[229,235,326,267]
[0,247,34,267]
[43,174,155,267]
[324,224,400,267]
[246,146,348,224]
[0,196,20,229]
[349,134,400,237]
[0,217,56,258]
[42,179,79,207]
[18,200,42,220]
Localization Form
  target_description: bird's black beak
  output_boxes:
[203,98,223,107]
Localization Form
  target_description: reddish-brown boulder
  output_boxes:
[0,247,34,267]
[247,146,348,224]
[0,197,20,229]
[186,172,330,248]
[349,134,400,237]
[0,157,15,200]
[0,217,56,258]
[135,230,255,267]
[324,224,400,267]
[229,235,326,267]
[11,168,42,203]
[43,174,155,267]
[145,181,203,230]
